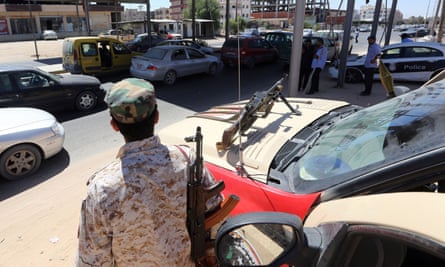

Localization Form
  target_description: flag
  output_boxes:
[378,60,395,98]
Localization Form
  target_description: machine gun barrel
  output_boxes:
[217,76,298,150]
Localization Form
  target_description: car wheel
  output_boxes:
[208,63,218,75]
[164,70,177,85]
[345,68,363,83]
[0,144,42,181]
[246,58,255,69]
[75,90,97,111]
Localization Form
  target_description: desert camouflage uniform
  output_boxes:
[76,135,221,266]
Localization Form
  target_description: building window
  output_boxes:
[66,16,83,32]
[40,16,63,32]
[10,18,35,34]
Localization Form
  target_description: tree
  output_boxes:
[228,18,247,35]
[183,0,221,31]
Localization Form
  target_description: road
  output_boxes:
[0,35,424,265]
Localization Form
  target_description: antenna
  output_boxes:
[235,0,246,177]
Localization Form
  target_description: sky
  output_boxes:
[131,0,434,19]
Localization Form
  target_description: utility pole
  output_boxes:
[192,0,196,41]
[431,0,442,37]
[384,0,397,46]
[370,0,382,38]
[438,0,445,42]
[146,0,151,45]
[225,0,229,40]
[337,0,354,88]
[288,0,305,97]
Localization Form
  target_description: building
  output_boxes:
[359,4,403,24]
[0,0,123,42]
[154,7,170,19]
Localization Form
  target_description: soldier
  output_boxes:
[76,78,222,266]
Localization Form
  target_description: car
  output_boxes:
[0,66,105,111]
[130,45,220,85]
[329,42,445,83]
[0,107,65,180]
[41,30,58,40]
[403,27,431,38]
[240,28,260,37]
[159,29,182,40]
[159,76,445,221]
[359,25,371,32]
[264,31,337,64]
[215,192,445,266]
[62,36,139,75]
[313,29,353,55]
[125,32,165,52]
[220,36,278,69]
[155,39,214,54]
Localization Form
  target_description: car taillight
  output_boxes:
[241,50,246,55]
[147,65,157,71]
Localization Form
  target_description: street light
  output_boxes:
[28,0,39,60]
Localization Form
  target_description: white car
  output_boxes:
[329,42,445,83]
[130,45,220,85]
[0,108,65,180]
[41,30,58,40]
[215,192,445,266]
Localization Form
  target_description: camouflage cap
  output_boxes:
[105,78,156,124]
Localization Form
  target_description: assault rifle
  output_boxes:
[217,75,300,150]
[185,127,240,262]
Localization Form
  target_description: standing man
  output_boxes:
[401,33,414,43]
[355,28,360,43]
[307,37,327,95]
[361,35,381,96]
[76,78,222,266]
[299,38,315,91]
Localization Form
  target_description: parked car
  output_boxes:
[159,76,445,220]
[159,29,182,40]
[221,36,278,69]
[264,31,336,64]
[0,107,65,180]
[0,66,105,111]
[62,36,140,75]
[329,42,445,83]
[155,39,214,54]
[313,29,353,55]
[125,32,165,52]
[41,30,58,40]
[403,27,432,38]
[215,192,445,266]
[130,45,220,85]
[359,25,371,32]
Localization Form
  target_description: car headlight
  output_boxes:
[51,122,65,136]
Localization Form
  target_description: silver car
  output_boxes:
[0,107,65,180]
[130,45,220,85]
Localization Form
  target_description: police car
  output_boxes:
[329,42,445,83]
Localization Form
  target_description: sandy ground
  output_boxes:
[0,148,118,266]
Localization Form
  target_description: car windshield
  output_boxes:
[143,47,167,60]
[277,84,445,190]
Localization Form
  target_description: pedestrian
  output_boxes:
[355,28,360,43]
[299,38,315,91]
[306,37,328,95]
[361,35,381,96]
[401,33,414,43]
[75,78,223,266]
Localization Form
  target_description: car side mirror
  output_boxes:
[215,212,304,267]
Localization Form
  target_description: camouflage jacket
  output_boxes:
[76,135,222,266]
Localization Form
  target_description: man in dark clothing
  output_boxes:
[299,39,315,91]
